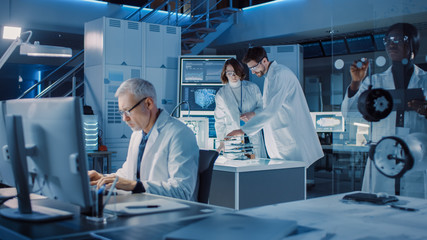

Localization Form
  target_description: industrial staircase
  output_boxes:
[181,7,238,55]
[19,0,238,99]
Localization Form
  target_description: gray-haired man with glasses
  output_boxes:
[89,78,199,201]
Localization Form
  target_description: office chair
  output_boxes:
[197,149,219,203]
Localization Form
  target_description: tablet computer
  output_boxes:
[388,88,424,111]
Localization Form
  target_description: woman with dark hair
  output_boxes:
[342,23,427,198]
[214,58,266,158]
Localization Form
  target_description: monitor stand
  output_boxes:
[0,205,73,222]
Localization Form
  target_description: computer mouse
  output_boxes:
[376,192,389,198]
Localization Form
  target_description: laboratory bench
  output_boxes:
[209,156,306,210]
[241,191,427,239]
[2,187,426,239]
[0,188,231,240]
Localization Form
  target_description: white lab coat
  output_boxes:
[115,109,199,201]
[241,61,324,166]
[214,80,267,158]
[342,65,427,198]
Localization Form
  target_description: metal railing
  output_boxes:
[18,49,84,99]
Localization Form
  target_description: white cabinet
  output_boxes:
[85,64,142,143]
[85,17,143,68]
[144,23,181,69]
[85,17,181,170]
[145,67,178,113]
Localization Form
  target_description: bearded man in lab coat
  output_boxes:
[341,23,427,197]
[227,47,324,167]
[89,78,199,201]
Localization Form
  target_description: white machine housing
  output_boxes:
[84,17,181,171]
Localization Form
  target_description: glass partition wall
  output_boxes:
[214,0,427,198]
[303,1,427,197]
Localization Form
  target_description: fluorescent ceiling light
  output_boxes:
[3,26,22,40]
[353,122,370,128]
[20,41,72,57]
[0,31,73,70]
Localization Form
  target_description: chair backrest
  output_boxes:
[197,149,219,203]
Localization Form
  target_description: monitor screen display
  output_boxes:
[373,33,386,51]
[180,85,222,112]
[321,39,348,56]
[303,42,324,58]
[180,57,233,84]
[310,112,345,132]
[191,115,217,138]
[346,35,375,54]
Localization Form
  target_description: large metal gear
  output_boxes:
[373,96,389,112]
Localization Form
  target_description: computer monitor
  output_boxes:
[346,35,375,54]
[310,112,345,132]
[0,97,92,222]
[302,42,324,58]
[180,56,231,84]
[180,85,222,112]
[0,102,14,187]
[321,39,348,56]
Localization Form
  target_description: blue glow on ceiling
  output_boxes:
[81,0,108,5]
[243,0,290,11]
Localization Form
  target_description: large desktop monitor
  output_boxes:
[180,85,221,113]
[310,112,345,132]
[0,97,92,222]
[321,39,348,56]
[179,56,230,84]
[0,102,14,187]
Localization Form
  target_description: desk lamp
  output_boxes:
[0,29,72,70]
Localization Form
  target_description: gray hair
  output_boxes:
[115,78,157,103]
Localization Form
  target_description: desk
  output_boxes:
[241,192,427,239]
[210,157,306,210]
[322,144,369,193]
[87,151,115,173]
[0,188,231,240]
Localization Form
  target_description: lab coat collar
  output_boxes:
[409,65,426,88]
[265,61,277,79]
[143,109,168,150]
[377,65,425,89]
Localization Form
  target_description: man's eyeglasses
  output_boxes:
[383,35,409,46]
[119,97,147,117]
[226,71,237,77]
[249,59,263,71]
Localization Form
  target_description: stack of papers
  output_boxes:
[104,199,189,216]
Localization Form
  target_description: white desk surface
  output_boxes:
[214,156,306,172]
[241,192,427,239]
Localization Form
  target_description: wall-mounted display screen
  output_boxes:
[373,33,386,51]
[310,112,345,132]
[180,85,222,112]
[321,39,348,56]
[346,35,375,54]
[180,57,230,84]
[303,42,324,58]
